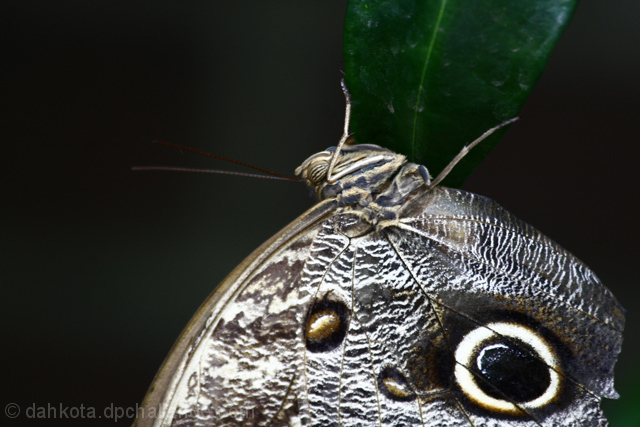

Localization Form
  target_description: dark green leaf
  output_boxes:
[344,0,577,187]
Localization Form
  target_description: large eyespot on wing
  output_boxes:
[453,322,561,415]
[385,186,624,424]
[132,200,347,427]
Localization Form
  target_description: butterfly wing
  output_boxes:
[135,183,623,427]
[307,185,623,426]
[302,212,464,426]
[133,200,339,427]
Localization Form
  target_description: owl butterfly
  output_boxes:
[133,85,624,427]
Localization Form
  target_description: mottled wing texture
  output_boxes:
[303,213,469,426]
[300,186,623,426]
[134,202,336,427]
[165,232,312,427]
[136,184,623,427]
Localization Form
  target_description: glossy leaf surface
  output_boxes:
[344,0,577,187]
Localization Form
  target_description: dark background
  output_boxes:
[2,1,638,426]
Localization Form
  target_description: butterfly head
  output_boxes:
[295,144,412,204]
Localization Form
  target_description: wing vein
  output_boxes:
[396,221,620,332]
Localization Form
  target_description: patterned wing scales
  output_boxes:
[382,186,624,426]
[166,232,315,426]
[133,202,338,427]
[297,186,623,426]
[302,213,472,426]
[136,127,623,427]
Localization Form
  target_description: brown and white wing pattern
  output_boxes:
[302,212,471,427]
[135,142,624,427]
[297,186,623,426]
[383,186,623,426]
[293,143,623,426]
[133,201,338,427]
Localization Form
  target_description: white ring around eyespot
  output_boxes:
[453,322,560,414]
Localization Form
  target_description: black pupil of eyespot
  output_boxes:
[476,343,551,403]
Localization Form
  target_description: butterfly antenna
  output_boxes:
[429,117,519,188]
[326,79,353,183]
[135,141,302,181]
[131,166,298,181]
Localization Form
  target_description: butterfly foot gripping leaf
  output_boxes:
[133,89,624,427]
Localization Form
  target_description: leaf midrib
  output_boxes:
[411,0,448,161]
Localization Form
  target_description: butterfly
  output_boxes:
[133,84,624,427]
